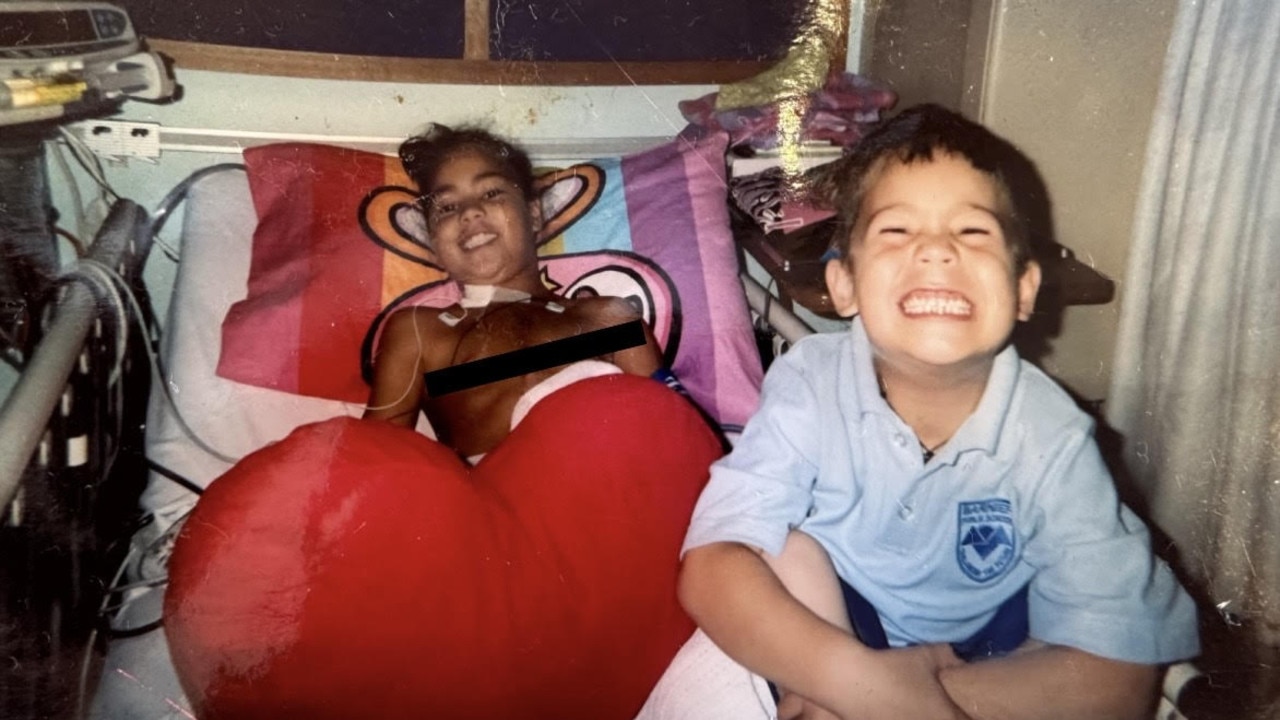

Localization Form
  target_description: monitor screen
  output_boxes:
[0,10,98,48]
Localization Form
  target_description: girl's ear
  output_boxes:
[528,199,544,232]
[825,258,859,318]
[1016,260,1042,321]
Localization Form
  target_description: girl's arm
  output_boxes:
[363,310,432,427]
[581,296,663,376]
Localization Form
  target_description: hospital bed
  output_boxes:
[3,129,1201,719]
[83,133,786,719]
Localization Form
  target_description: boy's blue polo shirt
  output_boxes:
[682,318,1199,664]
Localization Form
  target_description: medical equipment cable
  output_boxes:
[58,261,130,387]
[69,256,240,465]
[55,128,123,274]
[52,260,132,500]
[75,543,132,720]
[144,458,204,498]
[100,512,190,636]
[56,226,89,258]
[50,141,90,239]
[97,469,199,616]
[75,520,184,719]
[149,163,247,263]
[77,251,168,469]
[74,457,205,719]
[56,126,120,204]
[103,575,172,601]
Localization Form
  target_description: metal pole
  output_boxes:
[740,272,815,345]
[0,199,146,511]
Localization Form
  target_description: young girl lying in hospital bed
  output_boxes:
[363,124,681,458]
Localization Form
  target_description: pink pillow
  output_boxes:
[164,375,723,719]
[217,137,762,430]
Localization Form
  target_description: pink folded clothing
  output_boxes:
[678,71,897,151]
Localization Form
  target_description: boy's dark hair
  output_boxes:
[399,124,537,206]
[817,104,1038,271]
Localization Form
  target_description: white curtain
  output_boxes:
[1108,0,1280,646]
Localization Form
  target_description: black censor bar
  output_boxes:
[423,319,647,396]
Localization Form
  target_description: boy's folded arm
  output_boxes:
[678,541,855,701]
[938,642,1160,720]
[678,542,969,720]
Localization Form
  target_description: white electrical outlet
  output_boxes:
[73,119,162,160]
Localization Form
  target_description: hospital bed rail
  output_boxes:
[0,199,150,512]
[741,271,816,346]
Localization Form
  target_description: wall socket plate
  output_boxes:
[72,120,162,160]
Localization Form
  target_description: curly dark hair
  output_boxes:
[398,124,537,206]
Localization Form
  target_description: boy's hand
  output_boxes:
[777,644,969,720]
[825,643,971,720]
[906,642,968,673]
[776,691,841,720]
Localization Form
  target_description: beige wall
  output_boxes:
[863,0,1177,401]
[863,0,976,110]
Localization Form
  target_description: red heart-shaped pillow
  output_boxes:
[163,375,721,720]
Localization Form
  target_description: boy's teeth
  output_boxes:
[463,232,496,250]
[901,292,972,317]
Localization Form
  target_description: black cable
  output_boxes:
[103,615,163,639]
[144,458,203,496]
[149,163,247,241]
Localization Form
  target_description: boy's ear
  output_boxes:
[1016,260,1042,321]
[825,258,859,318]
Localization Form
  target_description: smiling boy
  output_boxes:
[678,105,1199,720]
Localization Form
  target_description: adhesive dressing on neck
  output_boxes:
[459,284,532,308]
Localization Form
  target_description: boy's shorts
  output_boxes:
[840,579,1029,661]
[767,581,1029,702]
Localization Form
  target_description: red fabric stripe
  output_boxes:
[229,144,389,401]
[293,147,388,400]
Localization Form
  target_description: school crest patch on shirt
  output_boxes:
[957,499,1017,582]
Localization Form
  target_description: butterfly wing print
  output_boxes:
[541,252,680,369]
[357,162,680,377]
[356,161,609,269]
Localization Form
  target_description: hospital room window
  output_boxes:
[112,0,841,84]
